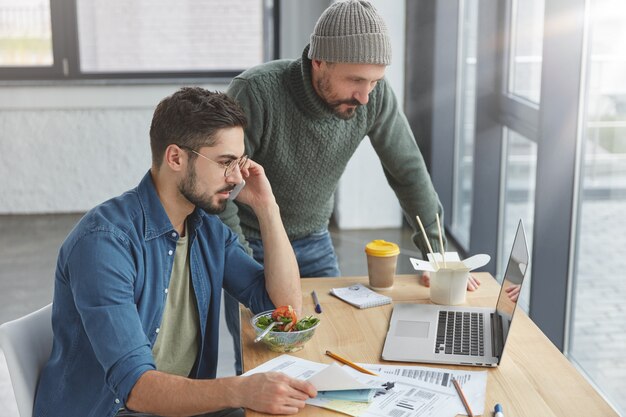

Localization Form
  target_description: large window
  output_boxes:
[425,0,623,412]
[0,0,52,66]
[508,0,544,103]
[570,0,626,413]
[499,128,536,311]
[0,0,276,80]
[451,0,478,250]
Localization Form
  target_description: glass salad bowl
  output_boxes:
[250,309,320,353]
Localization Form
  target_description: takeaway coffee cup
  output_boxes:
[365,240,400,290]
[429,261,469,305]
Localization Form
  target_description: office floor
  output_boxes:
[0,214,420,416]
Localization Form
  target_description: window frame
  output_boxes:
[413,0,586,353]
[0,0,280,82]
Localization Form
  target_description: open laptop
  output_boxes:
[382,220,529,367]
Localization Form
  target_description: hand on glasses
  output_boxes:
[177,144,276,210]
[226,159,276,211]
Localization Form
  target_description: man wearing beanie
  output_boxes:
[221,0,480,373]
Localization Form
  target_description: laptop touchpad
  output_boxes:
[395,320,430,338]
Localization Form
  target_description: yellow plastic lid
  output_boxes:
[365,240,400,257]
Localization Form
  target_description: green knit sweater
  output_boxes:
[221,46,446,259]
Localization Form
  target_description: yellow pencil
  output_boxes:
[452,378,474,417]
[325,350,378,376]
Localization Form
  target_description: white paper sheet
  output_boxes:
[308,363,382,391]
[242,354,379,391]
[242,354,323,379]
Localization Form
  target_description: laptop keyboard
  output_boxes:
[434,311,485,356]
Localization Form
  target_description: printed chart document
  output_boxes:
[243,355,462,417]
[360,362,488,415]
[336,367,460,417]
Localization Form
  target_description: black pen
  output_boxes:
[311,290,322,313]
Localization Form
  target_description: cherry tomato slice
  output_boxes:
[271,305,298,331]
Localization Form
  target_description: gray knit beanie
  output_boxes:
[308,0,392,65]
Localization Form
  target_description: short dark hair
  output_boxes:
[149,87,248,167]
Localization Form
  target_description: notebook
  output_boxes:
[330,284,392,309]
[382,220,529,367]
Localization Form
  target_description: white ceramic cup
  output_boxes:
[429,261,469,305]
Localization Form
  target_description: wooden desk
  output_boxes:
[241,274,617,416]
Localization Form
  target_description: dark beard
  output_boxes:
[330,102,359,120]
[179,164,233,214]
[316,78,361,120]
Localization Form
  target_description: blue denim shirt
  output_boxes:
[34,172,275,417]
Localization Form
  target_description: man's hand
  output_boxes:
[126,369,315,416]
[419,271,481,291]
[232,159,275,210]
[235,159,302,314]
[238,372,317,415]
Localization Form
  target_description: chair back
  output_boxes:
[0,304,53,417]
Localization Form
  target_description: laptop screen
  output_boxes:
[493,220,529,358]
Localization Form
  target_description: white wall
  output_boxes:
[0,84,225,213]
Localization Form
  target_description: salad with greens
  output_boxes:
[255,305,320,332]
[252,305,321,352]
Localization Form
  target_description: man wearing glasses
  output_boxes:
[34,87,316,417]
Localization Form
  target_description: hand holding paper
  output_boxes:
[238,371,316,414]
